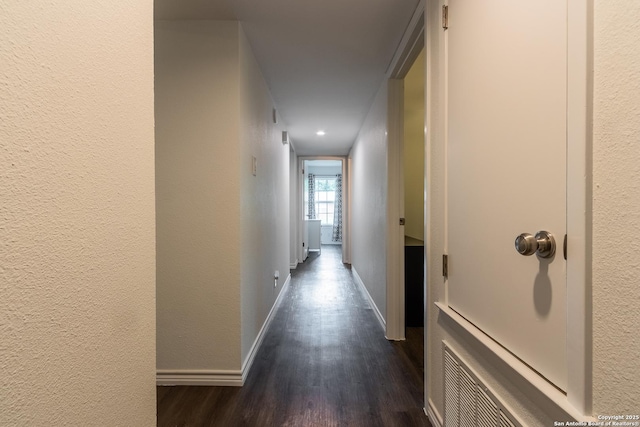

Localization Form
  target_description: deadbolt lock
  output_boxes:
[515,231,556,259]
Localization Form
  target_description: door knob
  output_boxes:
[514,231,556,258]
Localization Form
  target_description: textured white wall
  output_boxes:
[592,0,640,415]
[238,27,290,364]
[1,2,156,426]
[350,83,388,319]
[155,21,289,376]
[155,21,242,371]
[426,0,640,423]
[403,48,425,241]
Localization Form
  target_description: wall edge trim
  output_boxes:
[426,398,443,427]
[352,266,386,333]
[156,274,293,388]
[156,370,243,387]
[240,273,293,381]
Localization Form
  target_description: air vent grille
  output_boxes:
[444,351,460,426]
[443,343,522,427]
[460,369,476,427]
[477,388,498,427]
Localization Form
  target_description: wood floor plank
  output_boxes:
[157,246,431,427]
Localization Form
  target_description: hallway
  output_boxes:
[157,245,430,426]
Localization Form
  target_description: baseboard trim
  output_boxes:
[352,267,386,332]
[157,273,292,387]
[156,369,243,386]
[240,273,292,381]
[426,398,443,427]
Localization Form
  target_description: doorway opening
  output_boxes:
[296,157,348,266]
[386,29,425,341]
[383,3,425,406]
[402,48,425,333]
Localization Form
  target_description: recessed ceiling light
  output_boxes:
[316,130,325,136]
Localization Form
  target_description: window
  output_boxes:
[314,177,336,225]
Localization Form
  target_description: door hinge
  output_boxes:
[442,5,449,30]
[442,254,448,279]
[399,218,405,226]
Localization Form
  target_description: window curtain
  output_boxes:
[308,173,316,219]
[332,174,343,242]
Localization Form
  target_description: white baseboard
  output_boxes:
[290,261,298,269]
[351,267,386,332]
[157,273,292,387]
[240,273,291,381]
[156,369,243,386]
[426,398,443,427]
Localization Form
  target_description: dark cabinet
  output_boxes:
[405,236,424,327]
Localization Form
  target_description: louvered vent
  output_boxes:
[477,388,498,426]
[444,344,522,427]
[459,369,476,427]
[444,351,460,426]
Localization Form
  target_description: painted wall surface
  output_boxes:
[156,21,289,377]
[155,21,242,371]
[592,0,640,415]
[238,27,290,365]
[426,0,640,424]
[350,83,388,320]
[403,49,425,241]
[1,2,156,426]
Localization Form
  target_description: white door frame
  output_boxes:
[565,0,592,414]
[386,79,405,342]
[424,0,593,417]
[297,156,350,265]
[385,2,425,342]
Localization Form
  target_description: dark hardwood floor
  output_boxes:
[157,245,431,427]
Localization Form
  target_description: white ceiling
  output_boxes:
[155,0,420,156]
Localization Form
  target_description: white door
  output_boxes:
[302,219,309,261]
[447,0,567,390]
